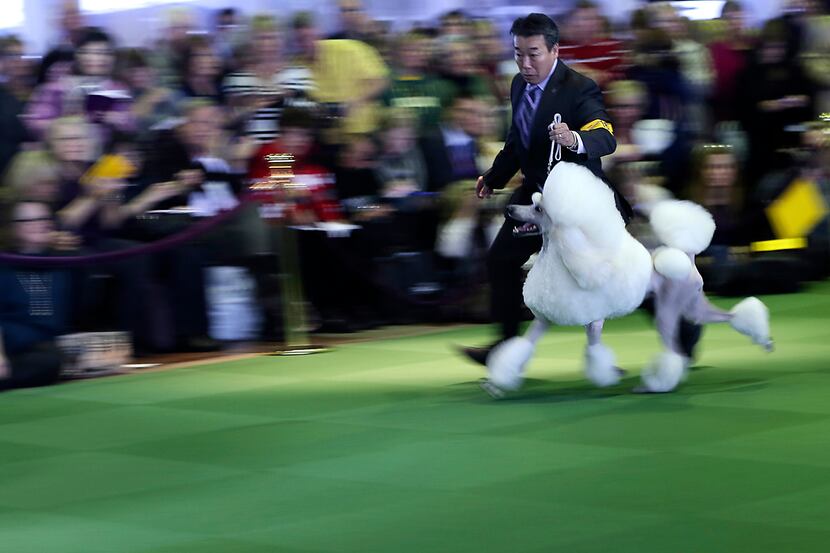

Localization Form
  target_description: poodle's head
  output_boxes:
[508,162,627,247]
[505,192,551,237]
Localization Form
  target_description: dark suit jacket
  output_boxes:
[482,60,631,219]
[419,127,479,193]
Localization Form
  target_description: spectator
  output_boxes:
[0,197,72,391]
[3,150,62,206]
[436,40,493,108]
[42,116,161,353]
[739,18,815,189]
[291,12,389,138]
[53,0,86,51]
[0,38,29,176]
[558,1,626,89]
[801,5,830,113]
[223,15,313,144]
[421,93,488,193]
[34,48,75,88]
[149,7,197,88]
[24,27,133,143]
[627,29,691,124]
[472,19,512,102]
[709,1,754,123]
[330,0,371,42]
[383,31,445,133]
[116,48,178,141]
[649,3,714,136]
[178,36,225,104]
[213,8,243,71]
[1,35,34,102]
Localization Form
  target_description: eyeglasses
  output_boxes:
[12,216,53,223]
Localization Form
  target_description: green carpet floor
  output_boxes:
[2,282,830,552]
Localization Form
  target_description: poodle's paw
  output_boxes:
[487,337,534,392]
[584,343,621,387]
[639,350,689,393]
[729,297,773,351]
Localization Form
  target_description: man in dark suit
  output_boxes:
[460,13,629,365]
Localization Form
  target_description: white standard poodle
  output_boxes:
[482,162,772,397]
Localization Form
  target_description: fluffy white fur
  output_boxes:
[650,200,716,255]
[541,163,626,251]
[652,246,693,280]
[730,297,773,351]
[584,343,621,387]
[480,162,773,398]
[487,337,535,391]
[640,350,689,393]
[523,164,653,326]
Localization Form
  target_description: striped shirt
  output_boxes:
[222,67,314,143]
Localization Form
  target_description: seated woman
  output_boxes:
[0,198,72,391]
[686,143,780,294]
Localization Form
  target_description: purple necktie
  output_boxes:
[516,85,541,148]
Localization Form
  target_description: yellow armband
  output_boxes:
[580,119,614,135]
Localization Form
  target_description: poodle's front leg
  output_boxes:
[525,317,550,345]
[584,319,622,387]
[485,317,550,394]
[637,283,692,393]
[585,320,604,345]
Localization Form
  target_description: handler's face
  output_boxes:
[514,34,557,85]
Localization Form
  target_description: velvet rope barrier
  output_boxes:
[0,199,251,268]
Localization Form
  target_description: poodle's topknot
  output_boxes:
[542,162,626,250]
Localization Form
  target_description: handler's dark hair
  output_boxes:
[510,13,559,50]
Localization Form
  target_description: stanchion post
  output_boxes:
[254,153,328,355]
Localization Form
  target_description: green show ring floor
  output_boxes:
[2,282,830,552]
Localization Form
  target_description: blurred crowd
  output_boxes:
[1,0,830,389]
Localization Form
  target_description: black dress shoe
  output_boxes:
[457,345,493,366]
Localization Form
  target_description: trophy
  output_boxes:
[260,153,328,355]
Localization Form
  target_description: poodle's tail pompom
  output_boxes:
[487,337,535,391]
[584,343,621,388]
[650,200,715,254]
[730,297,774,352]
[640,350,689,393]
[652,246,692,280]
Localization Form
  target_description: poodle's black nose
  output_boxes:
[504,205,514,218]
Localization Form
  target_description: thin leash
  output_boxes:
[542,113,562,189]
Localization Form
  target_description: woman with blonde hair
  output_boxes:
[2,150,62,205]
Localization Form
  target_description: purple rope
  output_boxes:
[0,200,252,267]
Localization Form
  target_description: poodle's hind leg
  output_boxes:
[638,291,691,394]
[728,297,774,351]
[484,318,550,395]
[685,293,773,351]
[584,319,623,387]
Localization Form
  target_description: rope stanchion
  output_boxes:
[0,199,251,267]
[259,154,327,356]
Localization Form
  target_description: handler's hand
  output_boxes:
[475,176,493,199]
[549,122,577,148]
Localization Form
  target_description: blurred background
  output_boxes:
[1,0,829,387]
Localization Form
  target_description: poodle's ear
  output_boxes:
[531,192,543,207]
